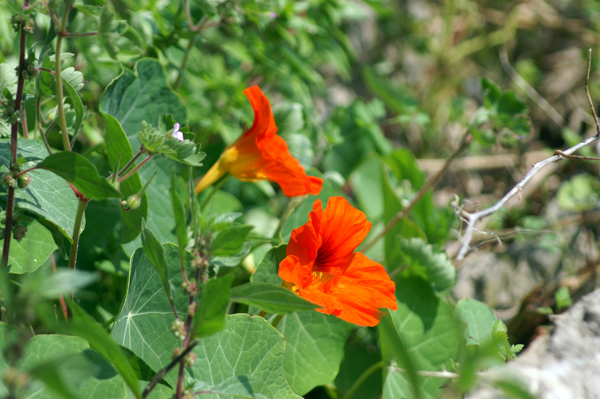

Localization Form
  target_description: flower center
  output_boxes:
[311,271,336,293]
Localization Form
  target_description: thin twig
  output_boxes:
[455,135,600,260]
[361,132,471,254]
[388,366,460,379]
[117,147,146,178]
[118,155,153,182]
[586,49,600,136]
[456,48,600,260]
[500,46,565,127]
[142,340,199,399]
[36,97,53,155]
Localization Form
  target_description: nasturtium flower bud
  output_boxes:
[126,194,141,210]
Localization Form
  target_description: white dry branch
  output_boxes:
[456,48,600,261]
[455,134,600,260]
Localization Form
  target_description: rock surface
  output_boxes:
[467,289,600,399]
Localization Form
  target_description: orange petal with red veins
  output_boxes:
[329,252,397,327]
[313,197,371,275]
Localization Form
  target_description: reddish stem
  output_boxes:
[2,0,31,268]
[119,155,153,182]
[51,255,68,320]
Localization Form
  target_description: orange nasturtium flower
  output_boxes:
[279,197,398,326]
[194,86,323,197]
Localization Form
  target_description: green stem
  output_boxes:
[200,174,231,212]
[36,96,53,155]
[342,361,383,399]
[271,314,284,329]
[273,196,306,241]
[360,132,471,254]
[119,155,153,182]
[117,147,146,178]
[68,198,88,270]
[173,35,197,91]
[54,0,74,152]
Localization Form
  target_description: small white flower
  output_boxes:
[171,122,184,141]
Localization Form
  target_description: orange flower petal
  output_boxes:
[243,86,278,141]
[195,85,323,197]
[328,253,397,326]
[313,197,371,275]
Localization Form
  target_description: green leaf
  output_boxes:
[141,221,171,300]
[251,244,287,285]
[0,62,17,96]
[67,299,142,399]
[382,277,463,399]
[211,225,253,257]
[170,173,187,257]
[62,78,85,146]
[6,334,127,399]
[111,244,188,387]
[21,269,98,300]
[191,273,234,338]
[99,59,186,149]
[99,91,147,243]
[481,77,501,107]
[36,151,122,200]
[390,238,456,293]
[189,314,301,399]
[379,309,420,399]
[273,102,304,136]
[276,311,354,395]
[73,0,106,18]
[555,287,573,311]
[381,164,426,266]
[0,216,56,274]
[230,282,319,314]
[455,298,499,347]
[0,139,80,241]
[497,92,527,115]
[557,174,600,212]
[193,0,219,19]
[194,376,274,398]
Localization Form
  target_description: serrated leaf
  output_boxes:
[0,139,80,241]
[191,273,234,338]
[230,282,319,314]
[36,151,121,200]
[391,237,456,292]
[190,314,301,399]
[99,59,186,150]
[211,225,253,256]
